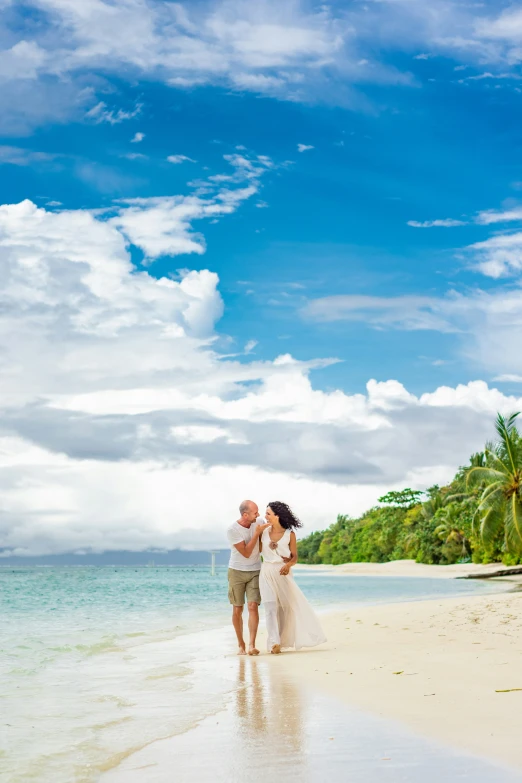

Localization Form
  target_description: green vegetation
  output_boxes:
[299,412,522,567]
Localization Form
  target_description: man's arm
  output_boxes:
[233,522,270,560]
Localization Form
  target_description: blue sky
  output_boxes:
[2,0,522,554]
[2,13,522,394]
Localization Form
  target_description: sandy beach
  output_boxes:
[295,558,522,580]
[260,583,522,770]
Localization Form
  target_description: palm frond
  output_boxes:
[495,412,520,474]
[479,505,505,547]
[466,466,506,490]
[505,494,522,554]
[498,411,521,435]
[477,481,504,508]
[434,523,447,541]
[485,450,512,476]
[476,486,504,516]
[445,492,469,503]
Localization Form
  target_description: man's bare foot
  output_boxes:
[270,644,281,655]
[248,646,259,656]
[238,646,247,655]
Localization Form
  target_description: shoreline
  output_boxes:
[295,558,522,583]
[9,566,520,781]
[102,583,522,780]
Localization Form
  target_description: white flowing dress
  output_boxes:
[259,528,327,651]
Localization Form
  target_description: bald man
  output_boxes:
[226,500,269,655]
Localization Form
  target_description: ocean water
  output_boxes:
[0,566,506,782]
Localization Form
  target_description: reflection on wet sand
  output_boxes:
[102,655,522,783]
[235,657,306,768]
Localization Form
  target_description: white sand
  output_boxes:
[295,558,522,580]
[262,587,522,768]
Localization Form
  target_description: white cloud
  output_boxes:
[475,206,522,225]
[462,72,522,82]
[0,145,57,166]
[0,40,48,80]
[297,143,314,153]
[474,8,522,63]
[2,194,522,555]
[406,200,522,277]
[2,0,522,133]
[0,74,89,135]
[0,0,414,115]
[167,154,196,164]
[467,231,522,278]
[302,294,455,332]
[131,132,145,143]
[85,101,142,125]
[344,0,522,71]
[109,151,272,259]
[303,284,522,379]
[407,218,467,227]
[493,374,522,383]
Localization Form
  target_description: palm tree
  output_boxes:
[433,503,469,559]
[467,412,522,554]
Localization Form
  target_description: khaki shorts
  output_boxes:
[228,568,261,606]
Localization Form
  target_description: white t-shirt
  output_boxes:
[227,520,261,571]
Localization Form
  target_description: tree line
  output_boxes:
[298,412,522,566]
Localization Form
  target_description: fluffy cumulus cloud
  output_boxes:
[1,193,522,556]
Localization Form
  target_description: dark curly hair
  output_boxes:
[267,501,303,530]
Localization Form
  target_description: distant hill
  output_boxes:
[0,549,230,566]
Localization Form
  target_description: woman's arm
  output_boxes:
[280,531,298,575]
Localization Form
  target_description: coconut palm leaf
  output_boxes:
[485,450,512,476]
[470,413,522,554]
[466,467,506,489]
[505,494,522,553]
[495,411,521,474]
[479,505,505,547]
[477,481,504,507]
[474,485,504,535]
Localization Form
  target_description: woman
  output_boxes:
[259,501,327,654]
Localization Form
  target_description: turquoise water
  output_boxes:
[0,567,505,782]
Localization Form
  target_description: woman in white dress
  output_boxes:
[259,501,327,654]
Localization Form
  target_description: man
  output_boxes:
[226,499,269,656]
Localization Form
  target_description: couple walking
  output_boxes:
[227,499,326,655]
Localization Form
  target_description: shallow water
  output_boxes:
[0,566,507,782]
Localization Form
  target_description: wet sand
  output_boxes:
[103,588,522,782]
[103,653,521,783]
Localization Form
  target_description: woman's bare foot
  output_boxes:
[248,646,259,656]
[237,646,247,655]
[270,644,281,655]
